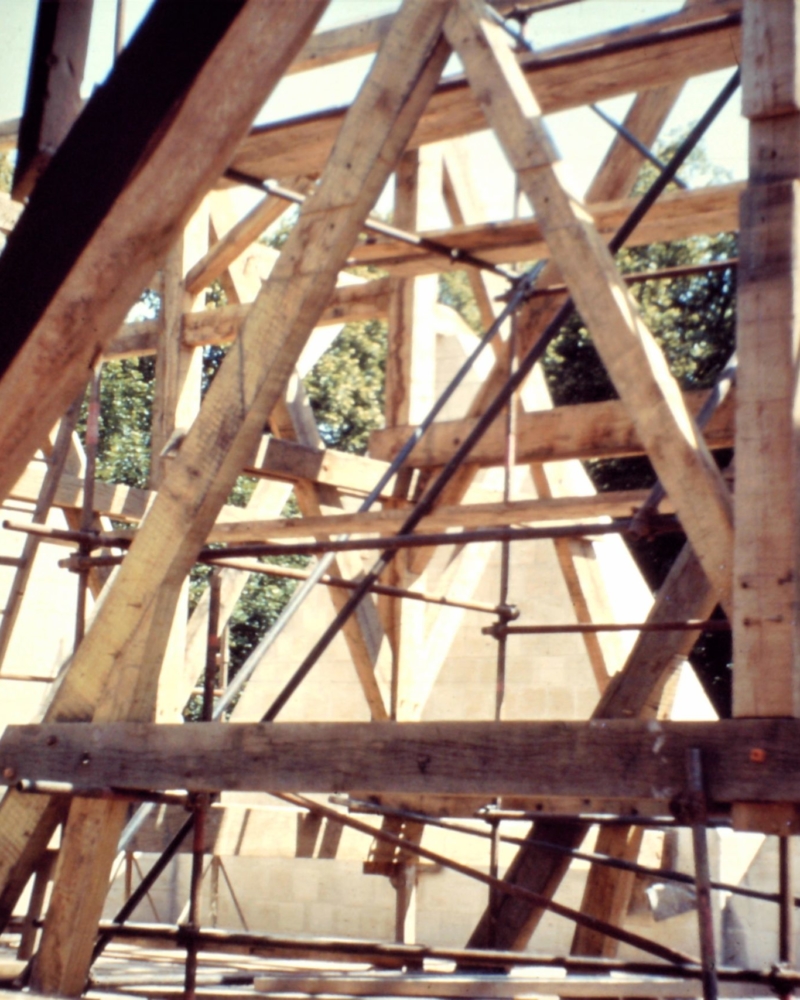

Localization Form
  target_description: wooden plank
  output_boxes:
[346,183,742,275]
[733,2,800,719]
[249,436,396,497]
[570,825,644,957]
[149,202,207,487]
[19,7,452,992]
[384,146,442,718]
[185,186,295,296]
[250,973,767,998]
[370,388,735,468]
[12,0,94,199]
[285,1,527,76]
[205,488,663,544]
[446,0,734,611]
[5,718,800,801]
[0,1,325,510]
[230,1,741,181]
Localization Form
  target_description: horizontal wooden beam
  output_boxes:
[346,182,742,276]
[8,465,254,528]
[247,435,396,497]
[2,719,798,803]
[286,2,522,76]
[230,2,741,181]
[104,277,392,360]
[105,180,739,363]
[250,973,767,998]
[206,488,662,544]
[370,388,735,468]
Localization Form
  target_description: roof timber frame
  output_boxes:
[0,0,795,995]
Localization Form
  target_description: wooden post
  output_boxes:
[384,146,441,720]
[733,0,800,721]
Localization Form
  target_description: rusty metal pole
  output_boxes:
[184,570,221,999]
[687,748,718,1000]
[779,834,794,1000]
[75,364,101,649]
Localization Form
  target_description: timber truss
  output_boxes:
[0,1,795,998]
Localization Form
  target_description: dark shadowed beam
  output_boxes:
[13,0,94,200]
[0,0,325,507]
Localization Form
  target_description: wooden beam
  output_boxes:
[0,0,324,509]
[12,0,93,200]
[4,718,800,801]
[251,973,768,998]
[150,201,207,486]
[588,83,685,203]
[370,388,735,468]
[185,186,295,296]
[346,183,742,275]
[205,488,665,544]
[249,436,397,497]
[15,7,452,992]
[570,824,645,957]
[230,1,741,181]
[105,277,392,360]
[384,146,442,719]
[184,275,393,348]
[285,1,527,76]
[733,0,800,719]
[446,0,734,610]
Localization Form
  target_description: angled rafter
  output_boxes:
[445,0,733,611]
[466,542,717,950]
[18,5,455,992]
[208,186,391,723]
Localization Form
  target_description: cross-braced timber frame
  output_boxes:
[0,1,796,999]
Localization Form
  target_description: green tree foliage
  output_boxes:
[304,319,387,453]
